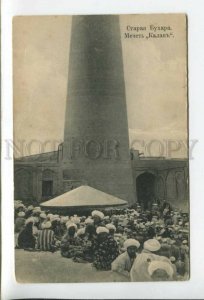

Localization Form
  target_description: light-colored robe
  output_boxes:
[130,249,172,281]
[112,251,135,278]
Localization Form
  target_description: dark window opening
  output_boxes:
[136,173,156,210]
[42,180,53,197]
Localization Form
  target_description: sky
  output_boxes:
[13,14,188,158]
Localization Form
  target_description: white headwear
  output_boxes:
[131,211,139,216]
[18,211,25,217]
[51,215,60,222]
[91,210,104,220]
[16,203,25,209]
[33,216,39,224]
[124,239,140,250]
[25,217,35,225]
[70,216,80,224]
[85,218,94,224]
[39,213,47,219]
[33,207,41,213]
[106,223,116,231]
[60,216,69,224]
[140,224,145,229]
[77,228,86,236]
[42,221,52,229]
[148,260,174,278]
[47,214,53,219]
[96,226,109,234]
[144,239,161,252]
[27,205,34,211]
[170,256,176,262]
[66,222,77,230]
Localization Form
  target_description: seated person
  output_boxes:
[130,239,173,281]
[91,210,105,228]
[106,223,116,237]
[73,225,96,263]
[17,217,36,250]
[36,221,56,252]
[112,239,140,279]
[15,212,26,233]
[92,226,119,270]
[148,260,174,281]
[60,222,81,258]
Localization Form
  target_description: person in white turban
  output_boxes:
[14,203,25,219]
[106,223,116,237]
[96,226,109,235]
[36,221,57,252]
[50,216,64,241]
[111,239,140,279]
[130,239,173,281]
[91,210,104,227]
[85,217,94,225]
[76,228,86,238]
[25,205,34,218]
[38,213,47,230]
[70,215,80,225]
[92,227,119,270]
[148,260,174,281]
[60,222,81,258]
[15,211,26,233]
[73,223,96,264]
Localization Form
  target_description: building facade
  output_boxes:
[14,147,189,211]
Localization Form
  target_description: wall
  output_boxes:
[132,158,189,211]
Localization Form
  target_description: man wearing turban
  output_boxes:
[92,226,119,270]
[111,239,140,279]
[130,239,173,281]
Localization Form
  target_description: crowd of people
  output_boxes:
[14,200,189,281]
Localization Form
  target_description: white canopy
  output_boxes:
[41,185,128,208]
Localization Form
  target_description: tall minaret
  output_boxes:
[62,15,135,205]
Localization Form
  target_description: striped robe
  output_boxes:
[37,229,55,251]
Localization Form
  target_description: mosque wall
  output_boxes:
[132,159,189,211]
[14,156,189,212]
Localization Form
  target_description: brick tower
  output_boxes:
[62,15,135,205]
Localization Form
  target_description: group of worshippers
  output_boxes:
[14,200,189,281]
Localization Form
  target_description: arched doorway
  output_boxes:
[136,172,156,210]
[42,169,56,200]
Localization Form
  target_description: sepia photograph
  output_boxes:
[12,14,189,283]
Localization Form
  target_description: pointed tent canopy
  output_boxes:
[40,185,128,209]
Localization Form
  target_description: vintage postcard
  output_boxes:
[13,14,189,283]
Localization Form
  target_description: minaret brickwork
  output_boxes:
[62,15,135,205]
